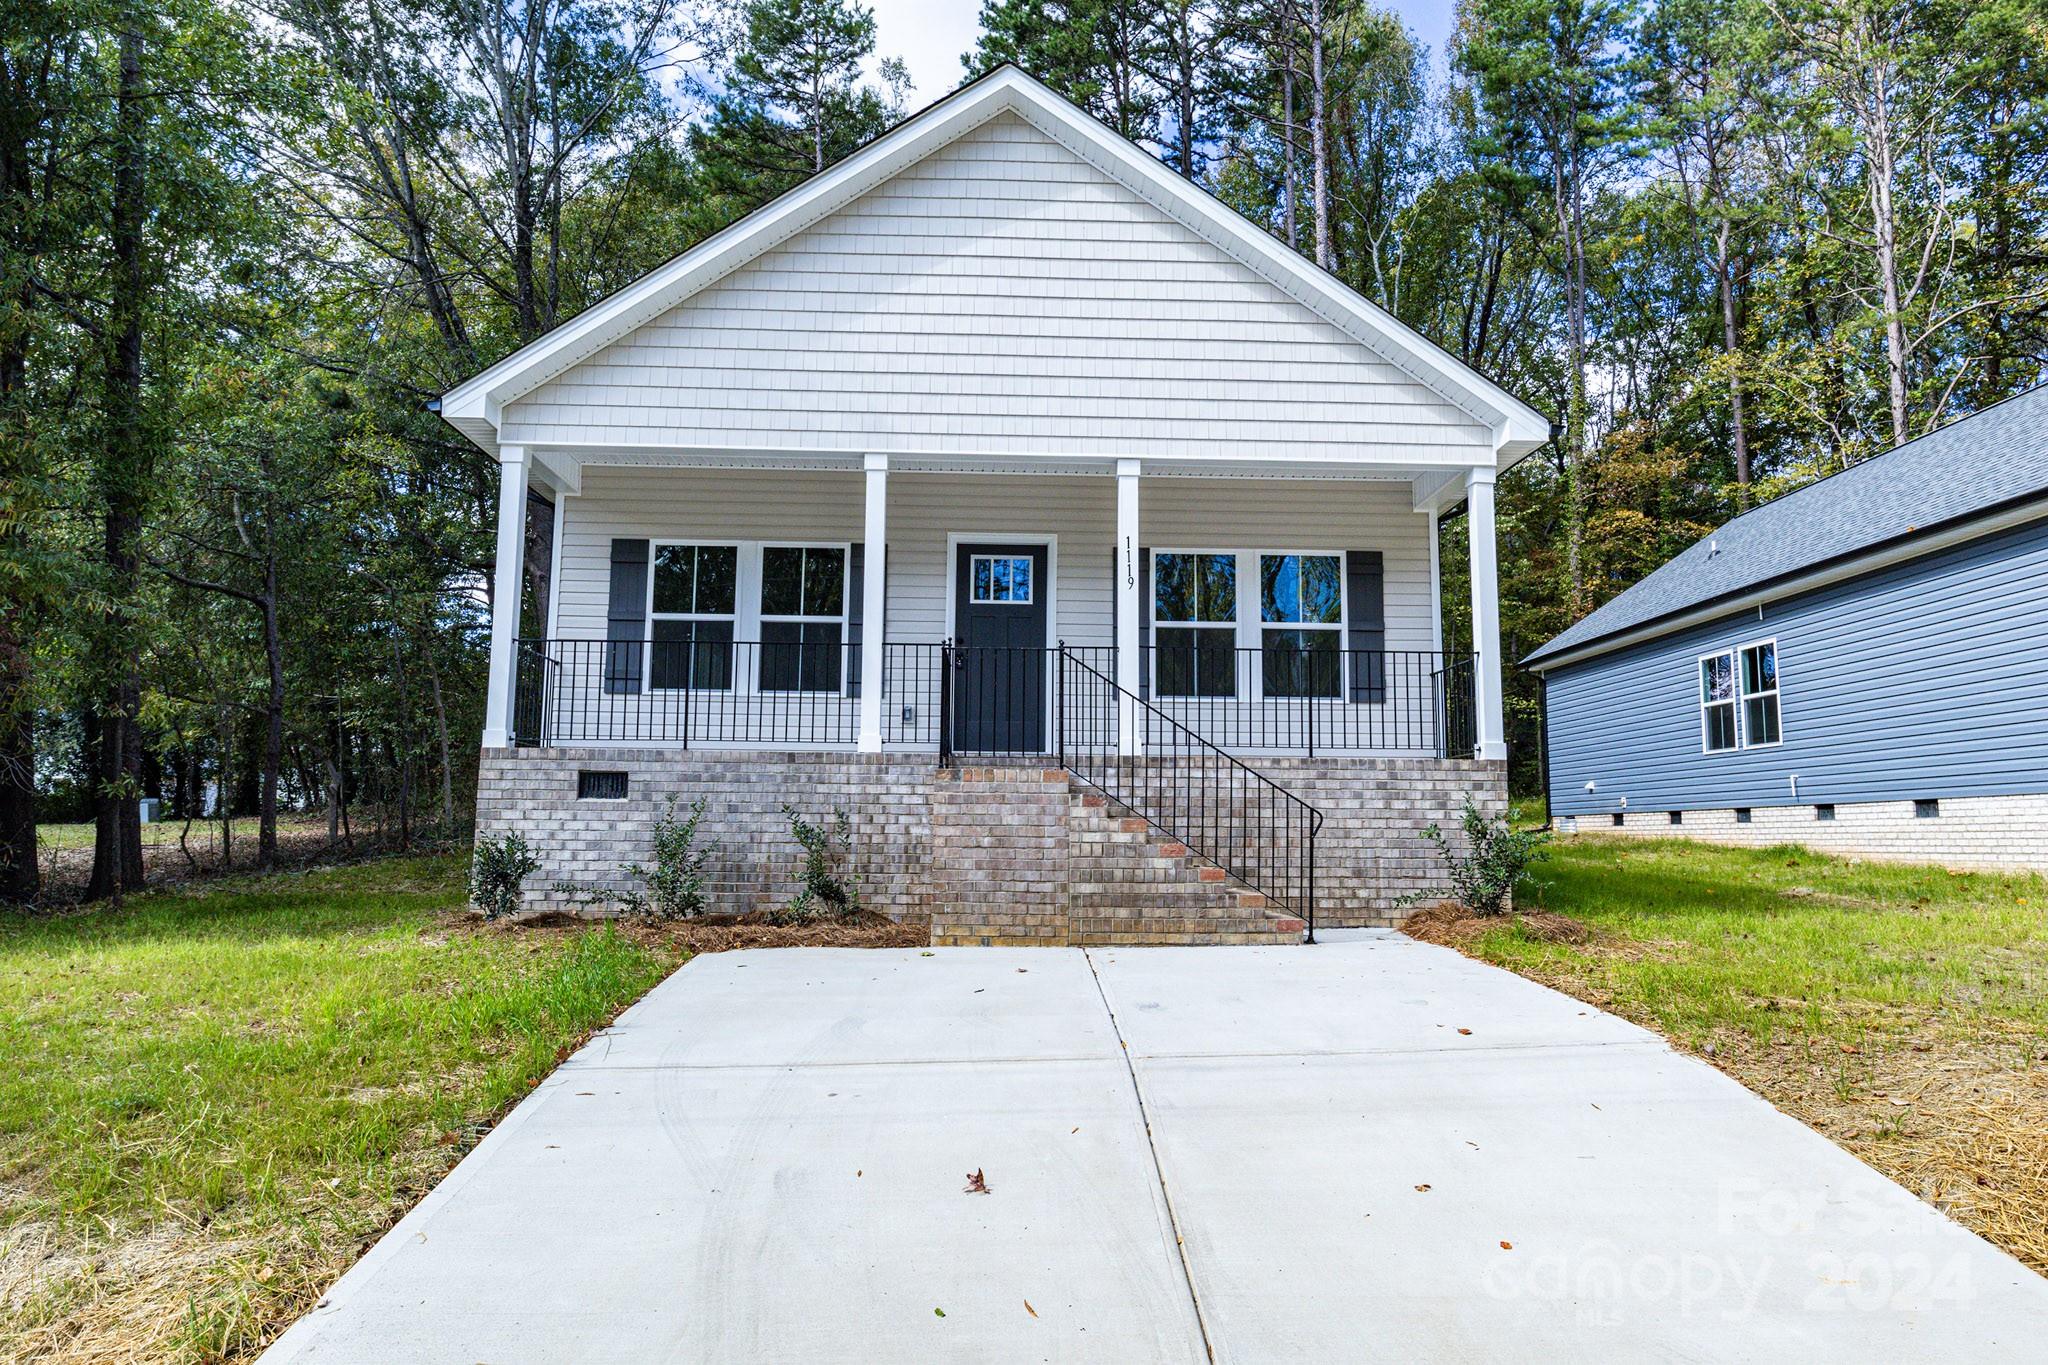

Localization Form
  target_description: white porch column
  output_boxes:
[482,445,529,748]
[858,454,889,752]
[1115,458,1141,755]
[1465,465,1507,761]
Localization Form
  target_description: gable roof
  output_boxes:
[1525,384,2048,669]
[439,64,1549,462]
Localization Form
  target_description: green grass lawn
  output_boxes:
[0,856,683,1363]
[1441,833,2048,1272]
[1496,836,2048,1048]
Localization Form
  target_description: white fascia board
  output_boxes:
[441,65,1548,462]
[1527,499,2048,673]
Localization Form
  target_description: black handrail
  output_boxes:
[1057,644,1323,941]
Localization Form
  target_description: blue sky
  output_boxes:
[868,0,1457,105]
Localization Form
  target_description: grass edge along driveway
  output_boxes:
[1455,834,2048,1275]
[0,855,682,1365]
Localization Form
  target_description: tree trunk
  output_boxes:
[90,25,149,901]
[1714,220,1751,503]
[1559,141,1589,613]
[427,644,455,829]
[1309,0,1330,269]
[390,633,413,850]
[0,634,34,902]
[257,555,283,870]
[1864,69,1910,448]
[1281,51,1298,250]
[217,711,232,871]
[0,61,37,903]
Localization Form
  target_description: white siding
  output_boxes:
[554,468,1432,647]
[503,112,1488,460]
[545,468,1443,753]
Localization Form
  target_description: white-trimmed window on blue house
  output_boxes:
[1700,649,1738,752]
[650,543,737,690]
[1260,553,1343,699]
[1741,639,1781,746]
[759,545,847,693]
[1153,551,1238,697]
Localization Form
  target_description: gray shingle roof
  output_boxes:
[1524,384,2048,667]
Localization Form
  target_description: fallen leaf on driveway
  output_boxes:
[934,1307,946,1318]
[965,1169,991,1194]
[1024,1300,1038,1318]
[1457,1028,1473,1036]
[1500,1241,1514,1250]
[1414,1184,1431,1192]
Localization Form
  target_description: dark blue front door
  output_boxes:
[953,543,1049,753]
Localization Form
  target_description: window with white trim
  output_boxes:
[970,554,1034,604]
[1700,650,1738,752]
[759,545,846,693]
[650,543,737,690]
[1741,640,1780,746]
[1259,553,1342,699]
[1153,552,1238,697]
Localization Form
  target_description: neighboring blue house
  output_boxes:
[1526,386,2048,872]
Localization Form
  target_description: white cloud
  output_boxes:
[864,0,1455,108]
[865,0,983,102]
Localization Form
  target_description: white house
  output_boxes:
[444,65,1548,944]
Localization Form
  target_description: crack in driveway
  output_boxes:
[1086,946,1216,1364]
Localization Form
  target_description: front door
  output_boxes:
[953,543,1049,753]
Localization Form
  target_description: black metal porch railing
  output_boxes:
[1136,646,1476,758]
[1437,654,1478,761]
[510,638,945,747]
[934,644,1117,764]
[1057,646,1323,939]
[511,638,1479,761]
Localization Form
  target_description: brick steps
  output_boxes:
[1062,787,1305,947]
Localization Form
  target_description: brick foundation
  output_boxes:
[474,747,1505,939]
[1561,793,2048,874]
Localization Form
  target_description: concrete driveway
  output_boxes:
[265,932,2048,1362]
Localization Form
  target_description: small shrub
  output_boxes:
[471,831,541,920]
[1405,798,1549,916]
[622,797,712,920]
[777,805,860,923]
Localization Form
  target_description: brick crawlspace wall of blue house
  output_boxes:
[1544,511,2048,818]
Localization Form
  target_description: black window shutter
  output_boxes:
[846,543,864,698]
[1346,550,1386,703]
[1137,546,1151,700]
[605,539,649,695]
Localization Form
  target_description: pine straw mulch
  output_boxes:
[452,907,931,954]
[1400,905,2048,1275]
[1398,902,1594,947]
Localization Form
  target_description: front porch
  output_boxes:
[474,458,1512,935]
[483,456,1508,767]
